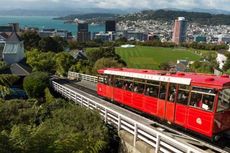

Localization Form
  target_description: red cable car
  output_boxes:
[97,68,230,139]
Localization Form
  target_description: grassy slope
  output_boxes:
[116,46,202,69]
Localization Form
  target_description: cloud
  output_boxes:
[0,0,229,11]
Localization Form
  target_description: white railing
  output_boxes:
[68,71,97,83]
[52,80,207,153]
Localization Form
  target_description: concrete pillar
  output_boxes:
[118,130,155,153]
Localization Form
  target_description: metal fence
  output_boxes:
[68,71,97,83]
[52,80,206,153]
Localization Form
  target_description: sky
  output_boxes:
[0,0,229,11]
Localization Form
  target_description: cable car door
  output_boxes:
[164,83,176,122]
[157,82,168,119]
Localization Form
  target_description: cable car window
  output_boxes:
[159,82,167,100]
[177,85,190,105]
[104,75,110,85]
[116,77,133,91]
[107,75,113,86]
[98,75,106,84]
[217,88,230,112]
[114,78,123,88]
[190,87,215,111]
[145,81,160,98]
[167,84,177,102]
[133,79,145,94]
[98,76,103,83]
[123,81,134,91]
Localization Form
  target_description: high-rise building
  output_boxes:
[105,20,116,32]
[78,23,88,32]
[172,17,187,44]
[77,22,90,42]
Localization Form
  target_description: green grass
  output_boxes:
[116,46,202,69]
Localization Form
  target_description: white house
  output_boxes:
[2,27,24,64]
[216,53,227,70]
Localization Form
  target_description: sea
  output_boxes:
[0,16,105,36]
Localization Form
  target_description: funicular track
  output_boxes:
[53,75,230,153]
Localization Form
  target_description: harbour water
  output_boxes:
[0,16,105,36]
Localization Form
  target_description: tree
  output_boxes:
[21,31,41,50]
[86,47,119,65]
[54,52,75,76]
[159,62,171,70]
[0,61,9,73]
[0,74,19,99]
[0,99,112,153]
[201,52,218,69]
[190,61,213,73]
[0,131,14,153]
[23,72,49,98]
[39,37,62,53]
[52,36,68,51]
[93,58,123,74]
[223,53,230,71]
[26,49,55,73]
[68,40,79,50]
[225,69,230,75]
[70,60,92,74]
[44,88,55,104]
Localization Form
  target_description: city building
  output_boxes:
[77,22,90,42]
[39,28,72,40]
[105,20,116,32]
[172,17,187,44]
[78,23,88,32]
[147,33,160,41]
[77,32,90,42]
[194,35,206,43]
[218,34,230,44]
[0,25,13,33]
[94,32,115,41]
[39,28,55,38]
[2,24,24,64]
[124,31,148,41]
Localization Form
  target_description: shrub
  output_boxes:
[23,72,49,98]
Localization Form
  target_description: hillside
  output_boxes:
[118,9,230,25]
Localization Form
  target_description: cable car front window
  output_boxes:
[190,87,216,111]
[98,75,105,84]
[217,88,230,112]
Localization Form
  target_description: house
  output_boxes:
[69,49,87,60]
[2,24,25,64]
[216,53,227,70]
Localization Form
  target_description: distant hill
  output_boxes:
[54,13,117,21]
[0,8,130,16]
[190,8,230,15]
[118,9,230,25]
